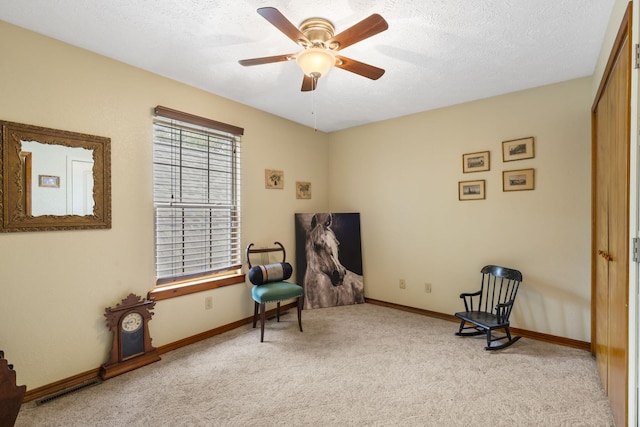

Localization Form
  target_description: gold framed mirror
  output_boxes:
[0,120,111,232]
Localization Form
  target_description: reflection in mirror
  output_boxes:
[18,151,32,216]
[1,120,111,232]
[20,141,94,216]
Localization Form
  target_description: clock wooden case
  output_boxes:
[100,293,160,380]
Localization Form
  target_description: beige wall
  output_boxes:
[328,77,593,341]
[0,21,330,390]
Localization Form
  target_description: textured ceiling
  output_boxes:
[0,0,615,132]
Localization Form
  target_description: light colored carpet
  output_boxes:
[15,303,614,426]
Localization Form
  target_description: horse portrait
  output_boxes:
[295,213,364,309]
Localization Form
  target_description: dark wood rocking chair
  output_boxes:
[454,265,523,350]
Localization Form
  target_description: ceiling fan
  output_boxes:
[238,7,389,91]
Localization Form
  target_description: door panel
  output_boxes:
[592,8,630,426]
[607,36,629,426]
[594,86,609,387]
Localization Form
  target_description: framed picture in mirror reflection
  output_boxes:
[38,175,60,188]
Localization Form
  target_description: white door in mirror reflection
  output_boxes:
[21,140,94,216]
[68,160,94,215]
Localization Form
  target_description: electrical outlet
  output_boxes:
[205,296,213,310]
[425,283,432,293]
[399,279,406,289]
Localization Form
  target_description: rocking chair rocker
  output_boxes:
[454,265,523,350]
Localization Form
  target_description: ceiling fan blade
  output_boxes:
[327,14,388,51]
[238,54,294,66]
[335,55,385,80]
[257,7,310,46]
[301,74,318,92]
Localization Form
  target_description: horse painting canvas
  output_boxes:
[295,213,365,309]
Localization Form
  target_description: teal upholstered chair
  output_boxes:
[246,242,304,342]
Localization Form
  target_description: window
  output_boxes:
[151,106,244,298]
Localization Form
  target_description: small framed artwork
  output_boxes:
[503,168,535,191]
[462,151,490,173]
[296,181,312,199]
[265,169,284,189]
[39,175,60,188]
[502,137,534,162]
[458,179,486,201]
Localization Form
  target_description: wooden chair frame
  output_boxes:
[246,242,303,342]
[454,265,522,350]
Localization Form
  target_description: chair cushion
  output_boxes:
[248,262,293,285]
[252,281,303,303]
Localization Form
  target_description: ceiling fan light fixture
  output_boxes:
[239,8,388,92]
[296,47,335,78]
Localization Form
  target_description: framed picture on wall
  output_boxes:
[502,137,535,162]
[462,151,490,173]
[265,169,284,189]
[458,179,485,201]
[503,168,535,191]
[296,181,312,199]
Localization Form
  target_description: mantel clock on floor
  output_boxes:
[100,293,160,380]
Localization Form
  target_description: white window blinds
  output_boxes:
[153,107,242,284]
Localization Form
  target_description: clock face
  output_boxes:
[121,312,143,333]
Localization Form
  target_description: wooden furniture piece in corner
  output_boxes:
[591,3,631,426]
[0,350,26,427]
[454,265,523,350]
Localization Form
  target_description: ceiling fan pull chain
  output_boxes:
[312,75,317,131]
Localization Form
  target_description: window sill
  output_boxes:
[148,273,246,301]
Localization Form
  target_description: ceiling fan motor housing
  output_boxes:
[299,18,336,48]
